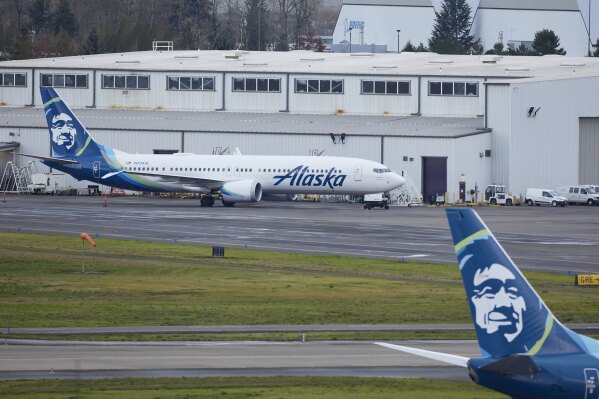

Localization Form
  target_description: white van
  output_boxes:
[525,188,567,207]
[556,185,599,206]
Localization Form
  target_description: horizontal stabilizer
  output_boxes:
[101,171,122,179]
[20,153,78,165]
[375,342,469,367]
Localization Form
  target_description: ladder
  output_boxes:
[389,173,423,206]
[0,161,35,194]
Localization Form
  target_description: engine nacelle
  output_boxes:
[221,180,262,203]
[262,194,298,201]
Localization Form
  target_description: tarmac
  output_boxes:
[1,194,598,273]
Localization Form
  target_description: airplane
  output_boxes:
[25,87,405,206]
[377,208,599,399]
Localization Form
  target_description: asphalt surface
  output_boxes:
[1,194,599,273]
[3,323,599,336]
[0,340,476,381]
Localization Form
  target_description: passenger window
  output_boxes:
[570,188,574,193]
[574,188,579,193]
[581,189,587,194]
[543,192,550,197]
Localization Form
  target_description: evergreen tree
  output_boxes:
[414,42,430,52]
[54,27,74,56]
[593,39,599,57]
[82,27,101,55]
[52,0,79,37]
[245,0,268,50]
[429,0,477,54]
[402,40,415,52]
[506,42,535,56]
[532,29,566,55]
[28,0,50,34]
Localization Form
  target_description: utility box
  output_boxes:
[212,246,225,257]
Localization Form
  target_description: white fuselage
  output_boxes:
[114,152,404,195]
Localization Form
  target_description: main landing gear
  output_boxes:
[200,195,215,207]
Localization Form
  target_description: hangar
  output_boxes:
[0,49,598,200]
[332,0,589,56]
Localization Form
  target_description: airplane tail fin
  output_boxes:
[446,208,583,358]
[41,87,102,158]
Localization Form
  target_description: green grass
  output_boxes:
[0,231,597,329]
[0,377,508,398]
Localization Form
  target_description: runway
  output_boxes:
[1,195,598,273]
[0,340,476,381]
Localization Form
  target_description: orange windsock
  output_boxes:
[80,233,97,247]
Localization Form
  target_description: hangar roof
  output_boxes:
[477,0,580,10]
[1,50,598,80]
[0,107,488,138]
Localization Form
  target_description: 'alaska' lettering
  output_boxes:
[273,165,347,189]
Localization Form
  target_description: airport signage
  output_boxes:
[575,274,599,286]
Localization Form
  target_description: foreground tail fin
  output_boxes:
[446,208,582,358]
[40,87,101,158]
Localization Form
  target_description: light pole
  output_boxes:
[589,0,592,56]
[396,29,401,53]
[349,27,353,53]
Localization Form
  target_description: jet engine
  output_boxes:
[221,180,262,204]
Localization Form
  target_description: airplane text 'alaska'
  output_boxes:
[273,165,347,188]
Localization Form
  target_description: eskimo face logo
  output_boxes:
[51,113,77,150]
[471,263,526,342]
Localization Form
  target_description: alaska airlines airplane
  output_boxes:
[377,208,599,399]
[27,88,404,206]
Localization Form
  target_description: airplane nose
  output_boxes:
[391,173,405,188]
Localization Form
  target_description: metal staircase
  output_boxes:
[0,161,36,194]
[389,173,423,206]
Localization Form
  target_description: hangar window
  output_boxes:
[167,76,216,91]
[1,72,27,87]
[428,81,478,97]
[294,79,344,94]
[102,74,150,90]
[361,80,410,95]
[232,77,281,92]
[42,73,88,88]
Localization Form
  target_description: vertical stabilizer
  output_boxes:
[446,208,582,357]
[40,87,101,158]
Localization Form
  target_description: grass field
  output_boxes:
[0,231,597,330]
[0,377,508,398]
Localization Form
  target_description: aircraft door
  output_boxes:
[354,164,362,181]
[93,161,101,179]
[585,369,599,399]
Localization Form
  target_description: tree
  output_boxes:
[82,27,102,54]
[28,0,50,34]
[532,29,565,55]
[245,0,268,50]
[414,42,430,52]
[593,39,599,57]
[52,0,79,37]
[428,0,477,54]
[402,40,415,52]
[506,42,535,56]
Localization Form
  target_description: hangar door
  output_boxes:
[422,156,447,203]
[579,118,599,184]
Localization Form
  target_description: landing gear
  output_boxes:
[200,195,215,207]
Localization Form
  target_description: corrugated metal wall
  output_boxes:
[579,118,599,184]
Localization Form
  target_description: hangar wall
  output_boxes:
[0,67,486,117]
[487,76,599,194]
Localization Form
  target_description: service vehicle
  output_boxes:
[484,184,520,205]
[525,188,567,207]
[363,192,390,210]
[557,185,599,205]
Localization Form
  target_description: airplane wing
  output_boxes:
[20,153,78,165]
[375,342,469,367]
[118,170,225,188]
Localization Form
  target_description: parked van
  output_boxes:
[556,185,599,206]
[525,188,567,207]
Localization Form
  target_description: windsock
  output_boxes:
[79,233,97,247]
